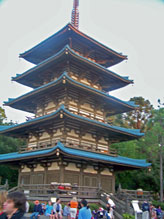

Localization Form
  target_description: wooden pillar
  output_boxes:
[61,121,67,143]
[112,172,115,194]
[18,168,22,186]
[28,165,35,184]
[44,167,48,184]
[58,161,64,183]
[33,132,40,148]
[97,168,102,189]
[79,168,83,187]
[46,128,53,146]
[98,167,104,190]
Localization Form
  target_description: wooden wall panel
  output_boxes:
[100,176,113,193]
[64,171,80,185]
[47,171,60,184]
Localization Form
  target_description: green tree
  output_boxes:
[0,107,24,187]
[114,108,164,193]
[112,97,154,132]
[0,107,6,124]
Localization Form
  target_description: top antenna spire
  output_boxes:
[71,0,79,29]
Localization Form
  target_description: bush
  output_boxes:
[29,201,35,213]
[152,200,164,210]
[123,213,135,219]
[88,203,100,211]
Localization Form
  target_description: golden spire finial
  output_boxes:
[71,0,79,29]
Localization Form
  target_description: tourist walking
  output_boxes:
[30,200,42,219]
[70,197,78,219]
[78,199,92,219]
[105,204,114,219]
[106,195,115,209]
[53,198,62,219]
[0,191,26,219]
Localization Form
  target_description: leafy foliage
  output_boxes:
[123,213,135,219]
[111,97,154,132]
[88,203,100,211]
[112,97,164,193]
[152,200,164,210]
[0,107,6,124]
[29,202,35,213]
[0,107,24,187]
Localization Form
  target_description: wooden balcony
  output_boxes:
[18,184,101,201]
[19,138,117,156]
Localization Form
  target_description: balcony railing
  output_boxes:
[18,184,101,200]
[19,138,117,156]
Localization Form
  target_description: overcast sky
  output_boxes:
[0,0,164,123]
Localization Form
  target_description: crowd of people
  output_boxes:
[0,190,115,219]
[1,189,162,219]
[29,196,115,219]
[142,201,163,219]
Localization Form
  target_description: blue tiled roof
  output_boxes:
[0,125,15,131]
[0,142,151,168]
[64,106,144,137]
[6,72,137,109]
[19,23,127,65]
[5,73,65,105]
[0,104,144,137]
[13,45,132,85]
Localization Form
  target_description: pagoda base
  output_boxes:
[19,159,115,193]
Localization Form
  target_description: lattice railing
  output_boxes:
[19,138,117,156]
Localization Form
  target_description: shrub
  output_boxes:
[152,200,164,210]
[88,203,100,211]
[29,201,35,213]
[123,213,135,219]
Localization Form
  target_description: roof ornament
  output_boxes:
[71,0,79,29]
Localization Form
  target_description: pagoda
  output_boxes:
[0,0,150,194]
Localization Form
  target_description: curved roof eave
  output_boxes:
[5,72,137,111]
[0,142,151,168]
[19,23,69,58]
[13,45,132,88]
[20,23,127,61]
[0,104,144,138]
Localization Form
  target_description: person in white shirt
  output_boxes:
[106,195,115,208]
[26,201,29,213]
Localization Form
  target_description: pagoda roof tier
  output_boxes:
[0,142,151,170]
[19,23,127,67]
[13,45,132,91]
[0,105,144,140]
[5,72,137,115]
